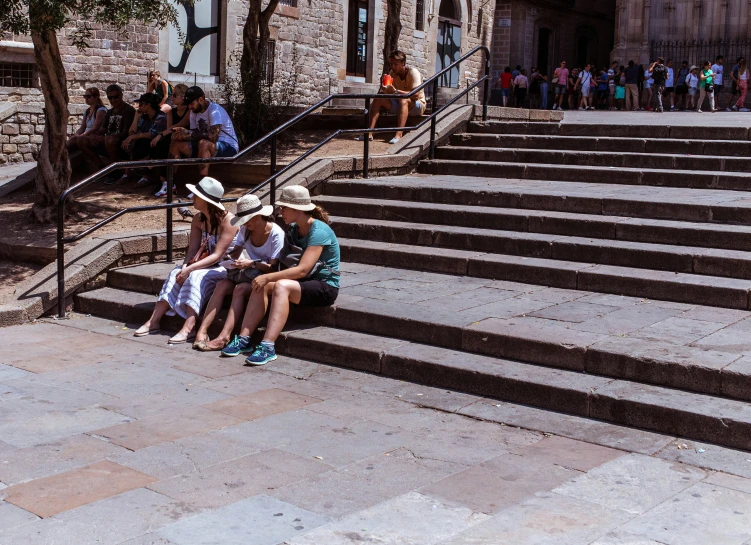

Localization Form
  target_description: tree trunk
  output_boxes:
[30,28,71,224]
[383,0,403,74]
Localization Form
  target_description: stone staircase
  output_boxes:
[74,119,751,452]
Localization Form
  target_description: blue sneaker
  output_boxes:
[221,335,254,357]
[244,344,277,366]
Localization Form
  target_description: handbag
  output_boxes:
[706,83,715,93]
[188,219,215,265]
[279,229,340,279]
[226,266,261,283]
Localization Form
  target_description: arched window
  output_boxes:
[416,0,425,31]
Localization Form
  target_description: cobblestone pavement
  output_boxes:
[1,316,750,545]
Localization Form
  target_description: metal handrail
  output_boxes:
[56,45,490,317]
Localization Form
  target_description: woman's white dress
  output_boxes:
[157,231,227,318]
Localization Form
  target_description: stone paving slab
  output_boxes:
[0,316,750,543]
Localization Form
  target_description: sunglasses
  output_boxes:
[84,94,94,98]
[107,94,121,100]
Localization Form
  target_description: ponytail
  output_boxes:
[309,205,330,225]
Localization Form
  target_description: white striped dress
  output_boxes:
[158,232,228,319]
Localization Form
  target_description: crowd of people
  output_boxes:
[66,72,239,198]
[496,55,751,113]
[133,178,340,366]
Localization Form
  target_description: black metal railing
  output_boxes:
[56,45,490,318]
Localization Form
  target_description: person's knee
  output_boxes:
[198,140,215,156]
[233,283,252,297]
[273,280,296,298]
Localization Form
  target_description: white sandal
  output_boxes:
[168,331,196,344]
[134,324,160,337]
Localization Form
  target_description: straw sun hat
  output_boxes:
[185,177,225,210]
[230,194,274,227]
[276,185,316,212]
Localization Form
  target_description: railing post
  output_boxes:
[166,164,174,263]
[429,79,439,160]
[483,54,490,121]
[363,97,370,179]
[56,196,66,319]
[270,134,277,205]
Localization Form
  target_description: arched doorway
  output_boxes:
[536,27,553,77]
[575,26,598,69]
[436,0,462,87]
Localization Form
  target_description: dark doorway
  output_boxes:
[346,0,368,77]
[577,35,590,68]
[537,28,552,76]
[436,0,461,87]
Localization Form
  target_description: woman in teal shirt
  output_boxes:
[698,61,717,112]
[221,185,340,366]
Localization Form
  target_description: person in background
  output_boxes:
[733,58,750,112]
[596,67,609,109]
[625,60,640,111]
[120,93,169,188]
[538,70,549,110]
[499,66,514,107]
[664,59,675,110]
[685,65,699,110]
[649,57,668,113]
[151,83,190,199]
[513,68,529,108]
[608,61,618,110]
[147,70,173,113]
[642,64,654,110]
[552,60,568,110]
[698,60,717,113]
[529,67,540,109]
[67,87,107,152]
[614,66,627,110]
[728,57,744,111]
[711,55,724,110]
[577,64,594,110]
[222,185,340,366]
[675,61,690,110]
[568,67,580,110]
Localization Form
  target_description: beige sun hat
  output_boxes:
[231,194,274,226]
[185,177,225,210]
[689,65,698,71]
[276,185,316,212]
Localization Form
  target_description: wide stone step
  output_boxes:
[75,285,751,450]
[316,195,751,252]
[322,177,751,225]
[450,133,751,157]
[467,121,751,141]
[436,146,751,172]
[329,216,751,280]
[417,159,751,192]
[337,238,751,309]
[281,326,751,451]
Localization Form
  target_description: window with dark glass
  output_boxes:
[416,0,425,31]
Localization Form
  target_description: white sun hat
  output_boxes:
[276,185,316,211]
[185,177,225,210]
[230,194,274,226]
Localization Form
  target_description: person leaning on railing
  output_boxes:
[134,177,239,344]
[357,50,427,146]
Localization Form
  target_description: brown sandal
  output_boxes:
[196,339,224,352]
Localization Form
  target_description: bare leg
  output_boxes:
[141,299,171,330]
[196,279,233,343]
[238,282,276,337]
[206,282,253,349]
[395,99,409,139]
[263,280,302,343]
[177,307,198,338]
[197,139,216,177]
[365,98,392,139]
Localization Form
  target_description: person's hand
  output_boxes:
[121,136,133,150]
[150,134,161,148]
[234,258,254,270]
[383,84,396,94]
[252,274,270,292]
[176,265,190,285]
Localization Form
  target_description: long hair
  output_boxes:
[199,206,228,235]
[147,70,162,92]
[308,205,330,225]
[87,87,104,108]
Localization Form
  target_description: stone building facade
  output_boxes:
[1,0,495,164]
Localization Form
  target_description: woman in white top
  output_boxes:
[642,69,654,110]
[734,59,749,111]
[67,87,107,152]
[685,66,699,110]
[196,194,285,351]
[134,177,238,344]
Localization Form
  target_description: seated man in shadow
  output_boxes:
[358,50,426,145]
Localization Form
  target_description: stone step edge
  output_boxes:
[75,284,751,405]
[338,238,751,310]
[453,133,750,145]
[315,195,751,252]
[280,326,751,452]
[329,215,751,280]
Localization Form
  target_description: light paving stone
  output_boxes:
[117,535,178,545]
[552,453,706,515]
[438,491,633,545]
[568,304,683,336]
[618,481,751,545]
[0,460,156,518]
[107,432,261,480]
[704,471,751,495]
[279,419,407,468]
[156,495,329,545]
[0,433,130,485]
[211,409,352,451]
[656,438,751,479]
[420,452,579,515]
[0,500,39,530]
[359,379,480,413]
[511,435,624,472]
[268,357,382,392]
[528,301,620,323]
[287,491,490,545]
[629,317,727,345]
[0,383,27,401]
[0,364,32,381]
[579,529,666,544]
[202,388,322,421]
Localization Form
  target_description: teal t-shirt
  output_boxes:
[289,220,340,288]
[700,69,714,88]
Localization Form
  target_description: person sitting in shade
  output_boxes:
[357,50,426,145]
[134,177,238,344]
[220,185,340,366]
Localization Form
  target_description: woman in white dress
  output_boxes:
[134,177,238,343]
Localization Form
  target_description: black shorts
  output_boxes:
[664,87,675,94]
[297,279,338,307]
[676,85,688,95]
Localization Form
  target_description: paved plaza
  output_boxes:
[0,315,749,544]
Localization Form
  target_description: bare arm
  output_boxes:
[85,109,106,135]
[160,80,169,106]
[254,245,324,286]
